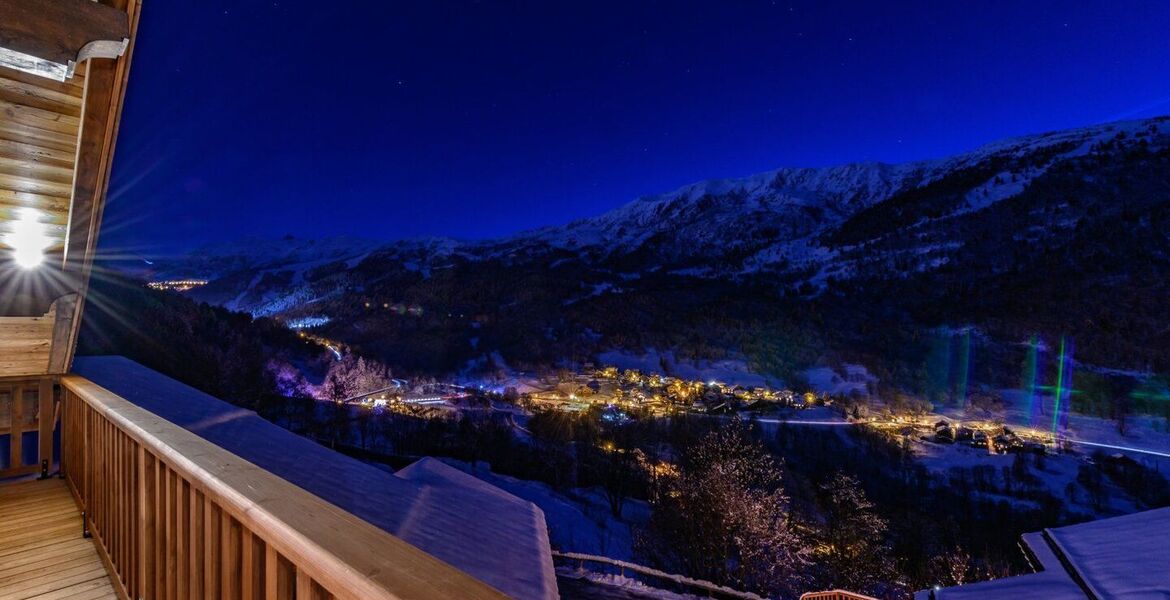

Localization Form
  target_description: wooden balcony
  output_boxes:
[0,374,509,600]
[799,591,880,600]
[0,478,118,599]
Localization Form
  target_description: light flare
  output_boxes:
[5,207,51,269]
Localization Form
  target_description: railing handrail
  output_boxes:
[552,550,768,600]
[62,374,508,600]
[799,590,880,600]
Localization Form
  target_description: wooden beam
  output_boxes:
[0,0,129,77]
[57,0,141,374]
[62,59,116,273]
[46,293,79,374]
[10,383,23,470]
[37,376,53,470]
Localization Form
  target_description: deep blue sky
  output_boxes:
[101,1,1170,257]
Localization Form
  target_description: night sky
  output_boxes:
[101,1,1170,257]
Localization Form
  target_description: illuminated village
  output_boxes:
[339,357,1071,460]
[145,278,209,292]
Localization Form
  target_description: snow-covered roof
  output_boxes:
[1047,506,1170,598]
[71,356,558,600]
[919,507,1170,599]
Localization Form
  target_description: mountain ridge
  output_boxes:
[159,116,1167,281]
[138,115,1170,385]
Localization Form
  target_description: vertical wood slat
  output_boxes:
[90,401,98,538]
[100,415,106,537]
[128,429,138,599]
[297,567,313,600]
[242,529,255,600]
[178,478,189,600]
[265,544,279,600]
[165,466,175,600]
[190,487,203,600]
[38,377,53,470]
[223,513,241,600]
[83,393,90,526]
[114,427,122,589]
[221,513,231,599]
[97,415,105,543]
[10,383,22,470]
[139,445,156,600]
[155,457,165,596]
[205,495,217,599]
[125,429,133,592]
[101,416,109,541]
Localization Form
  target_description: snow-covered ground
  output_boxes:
[934,389,1170,468]
[557,571,703,600]
[912,440,1145,516]
[598,349,779,388]
[803,363,877,396]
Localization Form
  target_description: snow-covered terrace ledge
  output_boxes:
[553,551,769,600]
[58,365,511,600]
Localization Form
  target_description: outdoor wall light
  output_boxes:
[5,207,51,269]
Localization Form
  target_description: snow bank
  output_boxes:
[803,363,876,396]
[598,349,777,388]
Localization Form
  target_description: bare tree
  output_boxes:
[319,355,393,401]
[639,420,811,598]
[928,546,972,587]
[813,473,896,594]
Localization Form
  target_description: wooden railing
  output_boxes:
[60,374,508,600]
[799,590,880,600]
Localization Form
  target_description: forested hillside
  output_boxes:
[144,117,1170,395]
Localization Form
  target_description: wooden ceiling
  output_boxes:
[0,63,86,258]
[0,0,139,378]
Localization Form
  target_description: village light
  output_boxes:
[6,207,51,269]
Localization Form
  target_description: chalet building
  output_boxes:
[0,3,556,599]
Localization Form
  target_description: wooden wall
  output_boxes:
[0,376,54,478]
[0,310,55,377]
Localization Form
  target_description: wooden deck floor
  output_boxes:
[0,478,117,600]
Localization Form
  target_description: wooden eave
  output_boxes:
[0,0,140,378]
[0,0,130,78]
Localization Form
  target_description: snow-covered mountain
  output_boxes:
[140,116,1170,379]
[511,116,1169,278]
[180,236,385,276]
[152,116,1170,309]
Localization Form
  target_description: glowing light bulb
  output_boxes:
[7,208,50,269]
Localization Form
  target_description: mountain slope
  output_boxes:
[147,116,1170,385]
